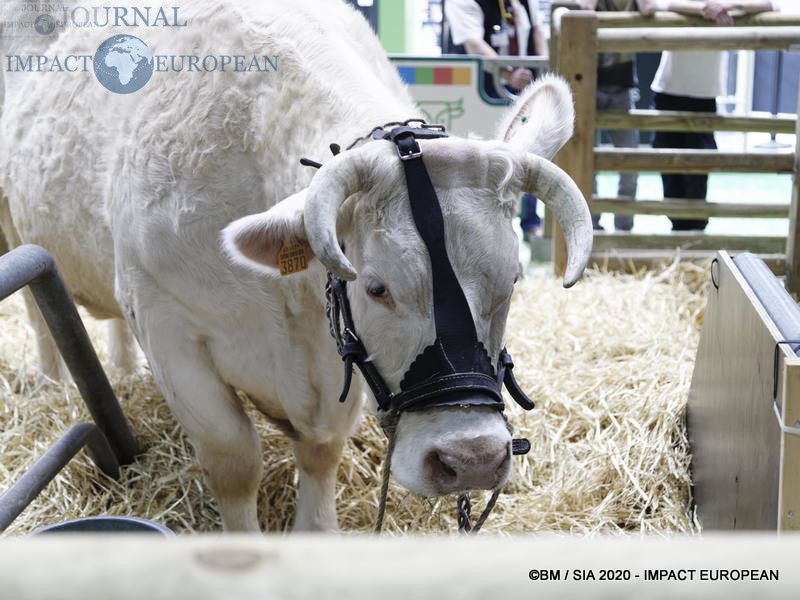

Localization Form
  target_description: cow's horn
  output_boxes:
[303,149,372,280]
[522,153,593,287]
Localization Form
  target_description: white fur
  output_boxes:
[0,0,579,531]
[496,73,575,160]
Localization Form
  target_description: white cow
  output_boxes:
[0,0,592,531]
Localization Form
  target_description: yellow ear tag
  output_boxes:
[277,238,309,276]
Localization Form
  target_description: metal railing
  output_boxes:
[0,244,139,532]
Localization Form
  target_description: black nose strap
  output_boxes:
[388,126,501,410]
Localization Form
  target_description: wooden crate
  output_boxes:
[688,251,800,530]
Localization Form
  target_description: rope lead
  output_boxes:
[471,488,502,534]
[374,410,400,533]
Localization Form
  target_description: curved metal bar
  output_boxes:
[733,253,800,353]
[0,244,138,463]
[0,423,119,532]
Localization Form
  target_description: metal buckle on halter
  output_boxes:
[392,128,424,161]
[403,119,446,134]
[398,147,423,161]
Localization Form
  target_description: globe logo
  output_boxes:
[93,35,154,94]
[34,14,56,35]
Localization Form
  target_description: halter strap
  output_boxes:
[319,123,535,535]
[325,124,535,415]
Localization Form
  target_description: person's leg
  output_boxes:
[670,172,709,230]
[520,193,541,238]
[667,125,715,230]
[676,128,715,230]
[654,93,716,231]
[605,88,638,231]
[591,88,613,231]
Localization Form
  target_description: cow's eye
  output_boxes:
[366,282,394,308]
[367,283,387,298]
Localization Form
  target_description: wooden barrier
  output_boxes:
[597,26,800,52]
[551,11,598,274]
[591,198,788,219]
[550,10,800,289]
[688,251,800,531]
[0,534,799,598]
[596,10,800,28]
[594,148,794,173]
[596,109,796,134]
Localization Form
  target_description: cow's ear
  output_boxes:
[222,189,316,275]
[495,73,575,161]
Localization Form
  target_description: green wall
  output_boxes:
[378,0,407,53]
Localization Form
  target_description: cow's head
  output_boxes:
[223,75,592,497]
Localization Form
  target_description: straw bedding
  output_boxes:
[0,259,708,536]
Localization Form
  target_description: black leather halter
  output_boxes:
[323,123,534,446]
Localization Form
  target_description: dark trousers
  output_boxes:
[520,194,540,232]
[652,92,717,231]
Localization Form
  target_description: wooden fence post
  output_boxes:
[553,11,598,279]
[786,83,800,295]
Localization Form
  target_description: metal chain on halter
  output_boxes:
[344,118,441,151]
[301,119,436,168]
[457,489,502,535]
[457,494,472,533]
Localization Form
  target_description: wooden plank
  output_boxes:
[546,4,580,241]
[594,147,794,174]
[590,249,785,275]
[553,11,597,280]
[780,361,800,530]
[785,85,800,294]
[593,232,786,254]
[597,26,800,53]
[688,251,783,529]
[596,11,800,28]
[1,534,800,598]
[591,197,788,219]
[596,109,796,134]
[547,4,579,73]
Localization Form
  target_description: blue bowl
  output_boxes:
[31,516,174,536]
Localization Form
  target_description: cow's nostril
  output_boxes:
[426,450,459,486]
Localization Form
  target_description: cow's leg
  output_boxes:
[293,436,345,532]
[107,317,138,371]
[138,320,263,532]
[0,208,67,379]
[22,299,137,381]
[21,291,69,379]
